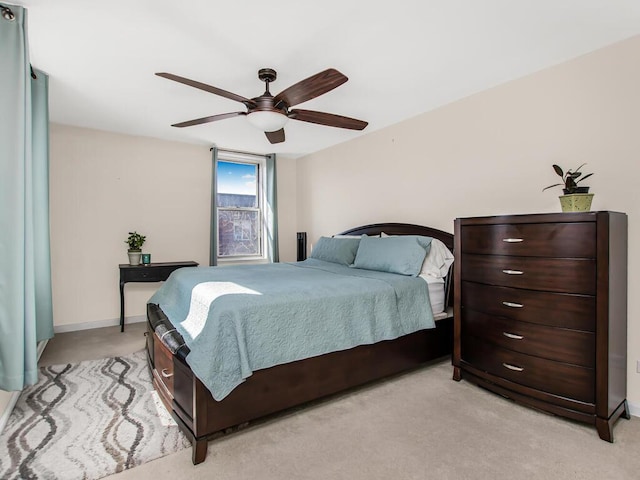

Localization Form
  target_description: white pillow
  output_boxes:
[422,238,454,278]
[381,233,454,278]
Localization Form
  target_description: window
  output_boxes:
[215,153,266,261]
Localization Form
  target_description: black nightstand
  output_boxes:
[119,261,198,332]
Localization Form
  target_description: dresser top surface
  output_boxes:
[455,211,626,225]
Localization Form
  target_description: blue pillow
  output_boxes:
[310,236,361,265]
[352,235,432,276]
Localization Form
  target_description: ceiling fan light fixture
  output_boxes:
[246,110,289,132]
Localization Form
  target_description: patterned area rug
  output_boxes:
[0,350,189,480]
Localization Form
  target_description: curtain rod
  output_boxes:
[1,4,16,21]
[209,146,268,159]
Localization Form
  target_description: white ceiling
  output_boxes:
[12,0,640,158]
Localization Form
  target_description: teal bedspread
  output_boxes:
[149,258,435,400]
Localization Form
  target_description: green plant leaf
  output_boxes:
[577,173,593,183]
[545,163,593,194]
[552,164,564,177]
[125,230,146,249]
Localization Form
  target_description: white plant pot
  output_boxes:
[127,251,142,266]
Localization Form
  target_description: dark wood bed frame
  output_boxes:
[146,223,454,464]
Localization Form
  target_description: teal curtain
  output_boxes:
[0,5,54,392]
[265,154,279,262]
[209,146,218,266]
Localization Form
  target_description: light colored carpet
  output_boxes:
[27,325,640,480]
[105,360,640,480]
[0,350,189,480]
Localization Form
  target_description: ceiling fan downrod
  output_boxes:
[257,68,277,95]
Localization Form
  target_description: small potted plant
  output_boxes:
[543,163,594,212]
[125,231,146,265]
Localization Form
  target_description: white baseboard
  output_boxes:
[0,339,49,435]
[628,400,640,418]
[0,391,20,437]
[53,315,146,333]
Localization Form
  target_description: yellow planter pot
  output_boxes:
[559,193,594,212]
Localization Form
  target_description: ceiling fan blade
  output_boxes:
[289,109,368,130]
[156,72,256,107]
[265,129,285,144]
[274,68,348,108]
[171,111,246,128]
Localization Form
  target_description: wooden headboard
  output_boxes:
[337,222,454,307]
[338,222,454,252]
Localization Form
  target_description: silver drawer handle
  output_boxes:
[503,332,524,340]
[502,238,523,243]
[502,269,523,275]
[502,362,524,372]
[502,301,523,308]
[161,368,174,378]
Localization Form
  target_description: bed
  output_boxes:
[146,222,454,464]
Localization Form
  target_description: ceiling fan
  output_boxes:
[155,68,368,144]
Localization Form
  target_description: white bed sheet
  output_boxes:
[421,275,448,319]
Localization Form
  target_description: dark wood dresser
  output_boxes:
[453,211,629,441]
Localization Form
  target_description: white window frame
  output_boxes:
[216,151,267,263]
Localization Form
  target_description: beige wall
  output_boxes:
[49,125,297,329]
[297,36,640,406]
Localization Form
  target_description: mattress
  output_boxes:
[422,275,445,316]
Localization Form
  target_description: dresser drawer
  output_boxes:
[461,254,596,294]
[460,223,596,257]
[462,337,594,403]
[462,281,596,331]
[121,266,172,283]
[462,309,595,367]
[153,336,175,398]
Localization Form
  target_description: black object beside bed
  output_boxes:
[146,222,454,464]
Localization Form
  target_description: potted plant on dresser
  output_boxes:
[125,231,146,265]
[543,163,594,212]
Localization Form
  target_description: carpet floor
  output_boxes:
[5,324,640,480]
[0,350,188,480]
[106,360,640,480]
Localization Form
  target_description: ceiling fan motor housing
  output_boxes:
[257,68,277,83]
[252,68,285,113]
